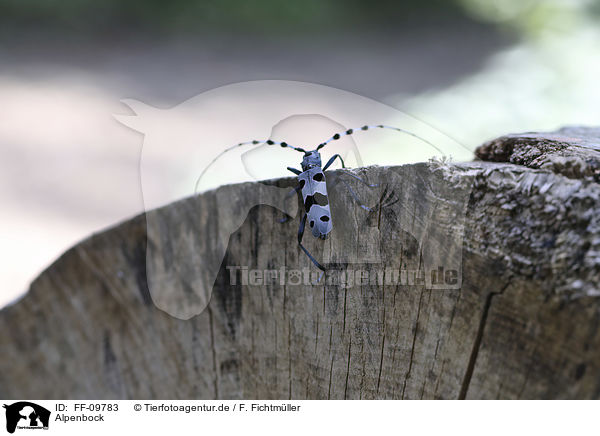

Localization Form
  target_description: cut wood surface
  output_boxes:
[1,126,600,399]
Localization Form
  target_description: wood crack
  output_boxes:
[401,287,424,399]
[458,279,512,399]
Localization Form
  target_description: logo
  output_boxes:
[3,402,50,434]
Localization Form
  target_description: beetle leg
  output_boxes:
[322,153,346,171]
[338,179,371,211]
[339,170,378,187]
[298,213,326,271]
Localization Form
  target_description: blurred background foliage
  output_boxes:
[459,0,598,38]
[0,0,473,36]
[401,0,600,146]
[2,0,598,38]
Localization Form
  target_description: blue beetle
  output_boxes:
[196,124,445,273]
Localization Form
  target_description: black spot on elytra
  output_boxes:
[281,142,288,147]
[333,133,340,140]
[313,172,324,182]
[346,129,353,134]
[267,140,274,145]
[361,125,369,130]
[320,215,330,222]
[304,192,328,211]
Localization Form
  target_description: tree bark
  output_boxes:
[1,126,600,399]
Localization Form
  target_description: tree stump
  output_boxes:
[1,126,600,399]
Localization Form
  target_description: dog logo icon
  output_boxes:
[3,402,50,433]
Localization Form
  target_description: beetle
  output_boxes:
[195,124,445,274]
[282,146,376,271]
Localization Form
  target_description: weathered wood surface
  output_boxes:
[1,126,600,399]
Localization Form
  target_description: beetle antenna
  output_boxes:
[316,124,446,156]
[194,138,305,194]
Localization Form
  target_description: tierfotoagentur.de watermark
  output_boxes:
[226,265,460,289]
[116,80,470,318]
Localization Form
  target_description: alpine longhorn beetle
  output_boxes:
[195,124,445,274]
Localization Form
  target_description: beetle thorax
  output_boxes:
[301,150,322,171]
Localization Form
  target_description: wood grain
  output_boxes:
[1,127,600,399]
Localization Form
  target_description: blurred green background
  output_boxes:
[2,0,597,38]
[0,0,472,36]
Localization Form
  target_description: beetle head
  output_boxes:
[301,150,322,171]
